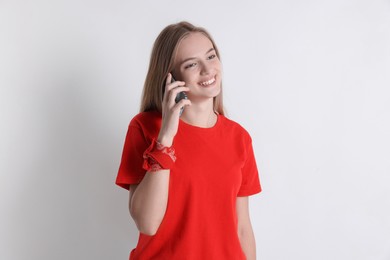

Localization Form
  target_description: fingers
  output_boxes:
[165,80,186,92]
[169,87,190,103]
[164,77,189,104]
[163,73,191,117]
[165,73,183,90]
[164,74,184,101]
[172,98,192,114]
[165,73,173,86]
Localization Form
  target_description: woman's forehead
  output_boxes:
[175,32,214,60]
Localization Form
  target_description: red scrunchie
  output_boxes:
[143,139,176,172]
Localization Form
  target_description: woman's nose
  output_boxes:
[200,62,212,75]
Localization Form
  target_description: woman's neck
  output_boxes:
[181,100,217,128]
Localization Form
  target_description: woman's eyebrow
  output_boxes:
[180,48,215,66]
[205,48,215,54]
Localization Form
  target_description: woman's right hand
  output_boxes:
[157,73,191,147]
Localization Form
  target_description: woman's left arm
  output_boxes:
[236,196,256,260]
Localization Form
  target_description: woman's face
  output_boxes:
[173,32,222,103]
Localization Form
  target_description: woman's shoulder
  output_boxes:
[219,115,252,139]
[129,111,162,128]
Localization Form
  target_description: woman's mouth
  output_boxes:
[199,77,216,87]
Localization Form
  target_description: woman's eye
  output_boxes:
[208,54,216,60]
[184,63,197,69]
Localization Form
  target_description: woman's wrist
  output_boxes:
[157,134,173,147]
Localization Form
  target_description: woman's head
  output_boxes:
[140,21,224,115]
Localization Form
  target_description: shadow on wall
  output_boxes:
[12,72,139,259]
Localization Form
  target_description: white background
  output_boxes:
[1,0,390,259]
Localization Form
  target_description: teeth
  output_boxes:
[200,77,215,86]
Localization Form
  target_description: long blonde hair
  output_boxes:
[140,21,225,115]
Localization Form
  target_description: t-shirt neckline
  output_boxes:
[179,113,221,132]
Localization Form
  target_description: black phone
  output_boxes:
[171,76,188,116]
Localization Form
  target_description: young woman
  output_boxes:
[116,21,261,260]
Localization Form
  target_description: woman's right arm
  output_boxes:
[128,74,191,236]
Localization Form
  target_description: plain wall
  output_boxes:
[1,0,390,259]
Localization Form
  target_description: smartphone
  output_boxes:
[171,76,188,116]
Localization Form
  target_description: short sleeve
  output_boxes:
[237,136,262,197]
[115,124,149,190]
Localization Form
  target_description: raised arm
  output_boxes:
[128,74,191,236]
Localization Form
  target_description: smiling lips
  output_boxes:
[199,77,216,87]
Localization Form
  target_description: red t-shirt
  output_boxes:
[116,111,261,260]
